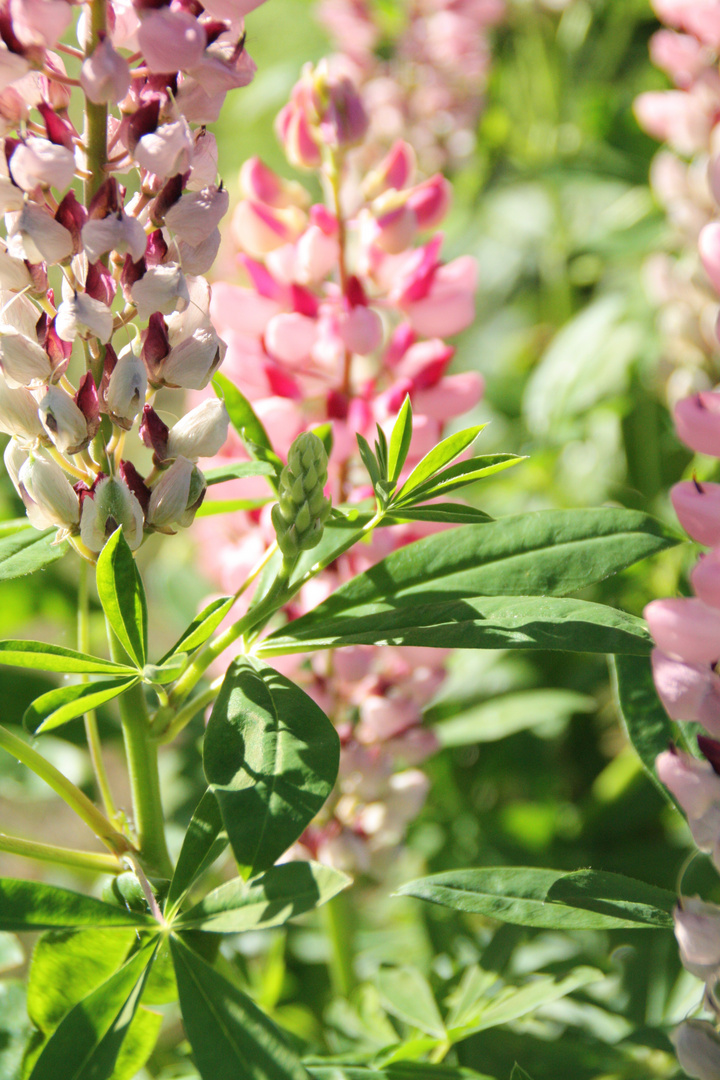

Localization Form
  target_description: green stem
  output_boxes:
[0,724,129,856]
[108,632,172,878]
[321,892,356,998]
[0,831,121,874]
[84,0,108,201]
[79,560,118,822]
[155,678,222,744]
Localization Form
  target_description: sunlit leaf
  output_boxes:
[96,528,147,669]
[23,677,139,735]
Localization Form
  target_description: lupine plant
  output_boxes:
[0,1,697,1079]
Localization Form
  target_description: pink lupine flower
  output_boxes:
[134,118,194,178]
[9,0,73,50]
[652,650,720,734]
[400,256,478,338]
[80,34,131,105]
[9,137,75,194]
[137,8,207,74]
[671,479,720,545]
[164,185,230,247]
[675,392,720,456]
[675,896,720,982]
[645,597,720,664]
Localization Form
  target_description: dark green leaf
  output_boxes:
[511,1067,534,1080]
[259,595,652,658]
[611,654,680,808]
[434,690,595,746]
[23,677,139,734]
[96,528,147,669]
[108,1006,162,1080]
[171,935,309,1080]
[387,396,413,486]
[394,425,486,502]
[176,861,351,932]
[395,867,675,929]
[160,596,235,664]
[0,640,135,674]
[28,939,157,1080]
[0,879,156,931]
[393,455,522,505]
[203,657,339,877]
[165,789,227,915]
[204,461,278,485]
[0,524,67,580]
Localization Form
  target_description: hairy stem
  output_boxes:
[0,831,121,874]
[0,724,129,856]
[108,631,173,878]
[83,0,108,201]
[79,560,118,822]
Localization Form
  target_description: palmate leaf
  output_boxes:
[0,879,156,932]
[0,522,67,580]
[176,861,351,932]
[96,528,147,669]
[170,935,309,1080]
[23,676,139,734]
[161,595,235,664]
[165,789,227,915]
[203,657,339,877]
[393,425,486,502]
[395,867,676,930]
[393,454,523,505]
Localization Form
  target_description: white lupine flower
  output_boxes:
[4,436,26,490]
[134,118,194,179]
[18,453,79,532]
[166,399,229,460]
[131,263,189,321]
[675,898,720,983]
[164,185,229,247]
[0,45,30,93]
[80,37,131,105]
[147,455,205,530]
[81,212,147,265]
[0,249,32,291]
[36,386,88,455]
[672,1021,720,1080]
[160,326,226,389]
[10,0,74,49]
[175,229,221,276]
[0,328,52,388]
[10,138,76,193]
[0,373,44,443]
[0,177,25,215]
[6,203,74,265]
[166,274,212,342]
[0,290,42,339]
[187,129,218,191]
[55,292,113,344]
[105,347,147,429]
[80,477,144,552]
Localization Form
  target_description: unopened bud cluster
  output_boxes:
[0,0,268,557]
[271,432,331,558]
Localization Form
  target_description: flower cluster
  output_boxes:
[202,62,482,873]
[315,0,505,172]
[645,391,720,1078]
[0,0,268,559]
[634,0,720,405]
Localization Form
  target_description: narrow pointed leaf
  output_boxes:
[434,690,595,746]
[0,879,156,931]
[96,528,147,669]
[449,967,601,1037]
[204,461,277,485]
[0,640,135,674]
[383,504,492,525]
[176,861,351,932]
[387,395,413,486]
[511,1067,535,1080]
[214,372,275,453]
[394,425,486,501]
[197,497,273,517]
[375,424,388,476]
[394,455,523,505]
[0,524,67,580]
[203,657,339,877]
[395,867,675,929]
[23,677,139,735]
[166,789,227,914]
[357,433,381,487]
[161,596,235,664]
[28,940,157,1080]
[142,654,187,684]
[612,654,680,809]
[171,935,309,1080]
[376,966,445,1039]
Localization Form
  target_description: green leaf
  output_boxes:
[171,935,309,1080]
[395,867,675,930]
[259,595,652,658]
[311,422,334,459]
[197,497,273,517]
[214,372,275,453]
[382,504,493,526]
[203,657,339,877]
[23,677,139,735]
[142,654,187,685]
[393,455,523,505]
[0,524,67,580]
[0,982,33,1080]
[176,861,351,932]
[357,434,381,488]
[376,967,445,1039]
[510,1067,534,1080]
[375,424,389,477]
[611,654,679,808]
[448,967,601,1037]
[0,879,156,931]
[0,640,135,674]
[108,1006,162,1080]
[394,425,486,502]
[96,528,147,669]
[433,690,595,746]
[387,395,413,486]
[204,461,278,485]
[28,939,157,1080]
[165,789,227,914]
[161,596,235,663]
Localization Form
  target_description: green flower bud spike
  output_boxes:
[272,431,332,559]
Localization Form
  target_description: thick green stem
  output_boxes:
[155,678,222,744]
[84,0,108,201]
[0,724,129,856]
[0,831,121,874]
[108,633,172,878]
[79,561,118,822]
[321,892,356,998]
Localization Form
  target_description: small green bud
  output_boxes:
[272,431,331,558]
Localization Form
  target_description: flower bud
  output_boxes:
[147,455,206,532]
[17,452,80,533]
[80,476,144,552]
[155,326,226,390]
[271,430,331,558]
[672,1020,720,1080]
[166,399,229,461]
[37,385,90,455]
[104,345,148,429]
